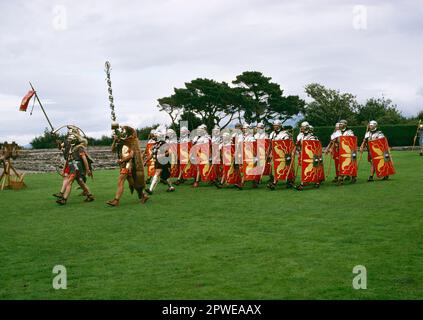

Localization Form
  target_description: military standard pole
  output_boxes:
[29,82,55,132]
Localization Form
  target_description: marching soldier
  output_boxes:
[145,129,157,183]
[295,125,324,191]
[267,120,295,190]
[174,126,191,185]
[325,120,357,185]
[106,125,149,206]
[166,128,179,179]
[254,122,272,184]
[56,133,94,205]
[325,123,341,183]
[211,125,222,185]
[235,124,258,190]
[337,120,357,184]
[192,124,211,187]
[145,129,176,194]
[216,130,240,188]
[360,120,393,182]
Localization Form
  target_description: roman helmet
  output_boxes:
[273,119,282,130]
[166,128,177,140]
[339,119,348,131]
[180,126,189,134]
[149,129,157,140]
[369,120,378,131]
[300,121,310,133]
[222,130,231,144]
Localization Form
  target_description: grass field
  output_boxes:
[0,151,422,300]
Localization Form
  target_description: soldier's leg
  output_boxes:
[165,178,175,192]
[368,165,375,182]
[174,170,183,185]
[53,174,68,198]
[192,168,200,187]
[77,177,94,202]
[106,173,127,206]
[57,174,75,204]
[235,173,244,190]
[147,170,161,194]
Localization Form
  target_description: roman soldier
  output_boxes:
[295,125,325,191]
[211,125,222,184]
[56,130,94,205]
[254,122,271,184]
[267,120,295,190]
[294,121,310,173]
[166,128,179,179]
[336,120,357,184]
[235,124,259,190]
[325,123,341,183]
[145,129,157,182]
[191,124,211,187]
[106,125,149,206]
[145,129,176,194]
[216,130,240,188]
[360,120,395,182]
[174,126,191,185]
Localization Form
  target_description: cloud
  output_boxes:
[1,0,422,144]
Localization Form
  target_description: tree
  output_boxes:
[30,129,65,149]
[302,83,358,126]
[137,124,160,140]
[157,78,243,130]
[232,71,304,126]
[156,97,183,129]
[357,97,405,125]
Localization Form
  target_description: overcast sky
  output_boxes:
[1,0,422,144]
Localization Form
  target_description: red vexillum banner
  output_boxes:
[19,90,35,112]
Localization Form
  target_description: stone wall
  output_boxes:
[10,141,148,173]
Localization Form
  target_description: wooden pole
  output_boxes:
[29,82,55,132]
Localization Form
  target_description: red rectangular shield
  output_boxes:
[301,140,325,183]
[272,140,295,181]
[180,142,195,179]
[222,144,240,184]
[243,141,259,181]
[146,142,155,177]
[368,137,396,178]
[193,142,215,182]
[338,136,358,177]
[256,138,271,176]
[169,142,179,178]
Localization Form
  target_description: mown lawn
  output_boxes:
[0,151,422,299]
